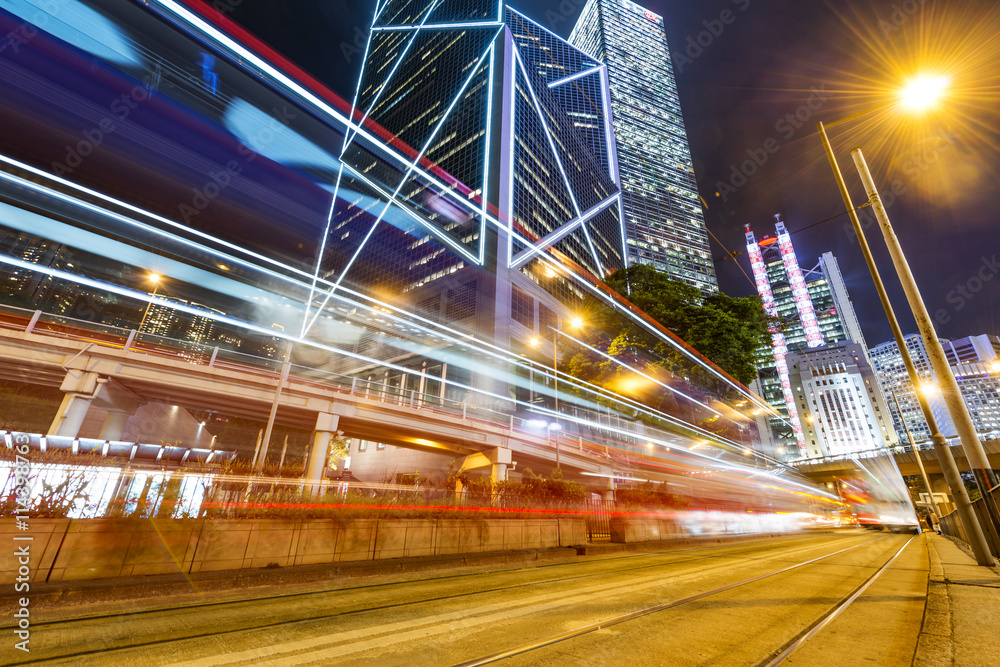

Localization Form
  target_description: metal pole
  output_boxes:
[892,389,942,523]
[553,329,559,415]
[817,122,993,565]
[257,340,293,471]
[851,147,998,489]
[278,434,289,470]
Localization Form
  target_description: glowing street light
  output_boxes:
[918,381,939,397]
[899,74,949,111]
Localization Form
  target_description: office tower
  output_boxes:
[570,0,717,293]
[870,334,1000,441]
[745,218,867,458]
[787,341,897,458]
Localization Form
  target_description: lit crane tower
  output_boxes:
[745,223,807,451]
[774,215,824,348]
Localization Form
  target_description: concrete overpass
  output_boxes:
[790,440,1000,484]
[0,324,663,490]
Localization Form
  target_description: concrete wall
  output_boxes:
[610,517,686,543]
[0,516,589,583]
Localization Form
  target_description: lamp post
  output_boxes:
[891,389,943,526]
[817,113,994,565]
[851,148,998,491]
[852,146,1000,547]
[137,273,161,333]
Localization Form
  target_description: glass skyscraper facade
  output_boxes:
[570,0,717,293]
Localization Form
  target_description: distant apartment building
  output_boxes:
[870,334,1000,441]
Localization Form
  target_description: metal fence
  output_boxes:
[585,499,615,541]
[939,484,1000,559]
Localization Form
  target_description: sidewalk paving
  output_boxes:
[915,533,1000,667]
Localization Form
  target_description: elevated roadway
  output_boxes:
[0,324,642,485]
[791,439,1000,483]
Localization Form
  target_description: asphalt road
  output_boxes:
[4,530,927,666]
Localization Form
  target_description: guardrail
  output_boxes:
[939,484,1000,559]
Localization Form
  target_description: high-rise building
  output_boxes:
[745,218,866,458]
[870,334,1000,441]
[570,0,717,293]
[787,341,897,458]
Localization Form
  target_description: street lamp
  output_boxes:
[851,146,998,490]
[137,272,161,333]
[900,74,950,111]
[817,80,995,565]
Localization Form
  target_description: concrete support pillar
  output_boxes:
[305,413,339,495]
[49,370,101,437]
[489,448,512,505]
[490,462,508,484]
[49,393,95,437]
[931,475,957,515]
[49,368,143,439]
[99,410,132,441]
[600,467,616,503]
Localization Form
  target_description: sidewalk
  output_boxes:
[915,533,1000,666]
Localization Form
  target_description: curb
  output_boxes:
[913,535,953,666]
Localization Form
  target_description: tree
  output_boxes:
[597,264,771,388]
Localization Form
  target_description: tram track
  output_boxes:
[4,533,876,665]
[454,534,903,666]
[1,534,916,665]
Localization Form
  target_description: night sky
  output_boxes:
[219,0,1000,348]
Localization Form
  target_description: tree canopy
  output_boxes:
[574,264,771,390]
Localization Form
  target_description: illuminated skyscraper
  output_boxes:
[745,218,866,458]
[787,341,898,458]
[570,0,717,293]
